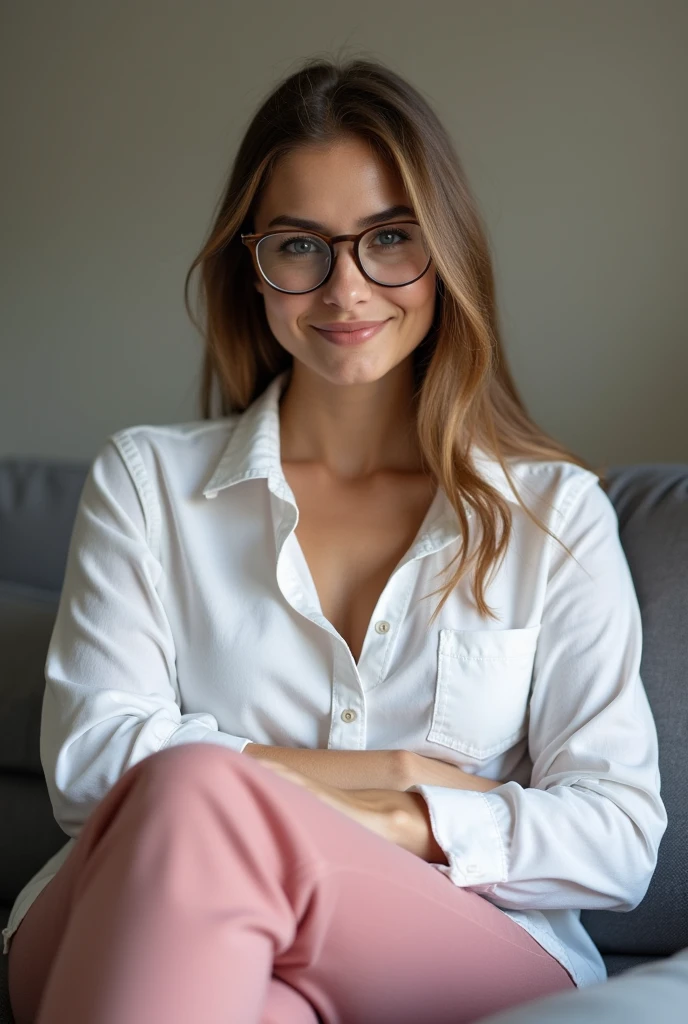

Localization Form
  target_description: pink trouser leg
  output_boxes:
[8,744,574,1024]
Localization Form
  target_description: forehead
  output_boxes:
[253,137,408,231]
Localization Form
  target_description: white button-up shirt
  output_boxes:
[2,369,667,988]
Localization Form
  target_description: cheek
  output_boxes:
[262,293,312,337]
[399,272,437,321]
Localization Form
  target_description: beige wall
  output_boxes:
[1,0,686,465]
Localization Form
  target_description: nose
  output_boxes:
[320,239,372,305]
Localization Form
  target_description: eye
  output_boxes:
[277,235,321,255]
[371,227,411,247]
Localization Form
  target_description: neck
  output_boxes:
[278,359,424,481]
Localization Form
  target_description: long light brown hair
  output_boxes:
[184,52,602,625]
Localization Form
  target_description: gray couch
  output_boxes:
[1,457,687,1022]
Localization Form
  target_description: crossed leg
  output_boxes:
[8,744,573,1023]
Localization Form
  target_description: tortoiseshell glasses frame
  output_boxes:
[240,220,432,294]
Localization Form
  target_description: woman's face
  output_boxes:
[250,135,437,386]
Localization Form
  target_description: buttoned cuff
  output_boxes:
[406,784,508,887]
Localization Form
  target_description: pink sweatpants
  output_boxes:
[8,744,575,1023]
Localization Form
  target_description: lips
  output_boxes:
[312,319,391,346]
[313,321,387,332]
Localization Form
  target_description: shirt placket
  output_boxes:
[270,473,467,752]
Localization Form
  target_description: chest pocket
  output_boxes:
[426,625,542,761]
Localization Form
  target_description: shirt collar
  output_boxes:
[201,368,528,516]
[202,369,292,499]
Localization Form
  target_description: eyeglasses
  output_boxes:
[241,220,432,294]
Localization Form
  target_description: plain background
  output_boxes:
[1,0,686,467]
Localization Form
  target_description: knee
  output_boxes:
[143,741,246,782]
[133,743,250,805]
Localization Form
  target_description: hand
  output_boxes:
[253,758,395,841]
[401,751,503,793]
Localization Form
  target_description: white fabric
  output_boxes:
[3,369,667,987]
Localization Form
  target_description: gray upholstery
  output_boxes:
[476,947,688,1024]
[0,456,687,1022]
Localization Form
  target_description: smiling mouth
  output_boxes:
[312,320,391,345]
[313,320,389,332]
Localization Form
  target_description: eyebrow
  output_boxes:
[266,204,415,233]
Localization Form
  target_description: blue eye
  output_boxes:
[277,236,321,255]
[371,228,411,247]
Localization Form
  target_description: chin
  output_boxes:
[317,358,396,387]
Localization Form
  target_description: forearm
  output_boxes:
[243,743,405,791]
[243,746,500,866]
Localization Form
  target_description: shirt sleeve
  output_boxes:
[407,474,668,911]
[40,435,254,839]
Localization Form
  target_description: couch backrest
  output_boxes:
[0,457,687,957]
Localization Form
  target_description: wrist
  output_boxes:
[356,788,448,865]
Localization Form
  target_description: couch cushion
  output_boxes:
[581,465,688,956]
[476,946,688,1024]
[0,582,59,776]
[604,953,662,975]
[0,774,66,906]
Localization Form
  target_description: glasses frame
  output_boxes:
[240,220,432,294]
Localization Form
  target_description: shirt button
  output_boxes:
[466,864,479,873]
[341,709,357,723]
[375,620,390,634]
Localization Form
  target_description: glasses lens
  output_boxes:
[359,223,430,286]
[256,232,331,292]
[256,223,430,292]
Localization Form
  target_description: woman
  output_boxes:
[5,55,667,1023]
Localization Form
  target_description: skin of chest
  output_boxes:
[282,463,437,664]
